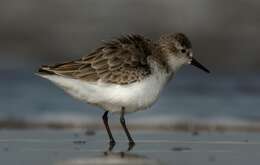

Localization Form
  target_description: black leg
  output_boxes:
[120,107,135,151]
[102,111,115,150]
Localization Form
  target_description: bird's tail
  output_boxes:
[37,65,56,75]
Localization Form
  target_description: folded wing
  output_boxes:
[38,34,153,85]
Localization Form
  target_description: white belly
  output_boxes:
[39,70,171,113]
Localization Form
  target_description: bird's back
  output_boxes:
[38,34,155,85]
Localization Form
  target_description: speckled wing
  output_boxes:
[39,35,153,85]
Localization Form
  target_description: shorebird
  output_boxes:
[38,33,210,150]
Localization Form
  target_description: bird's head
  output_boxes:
[159,33,210,73]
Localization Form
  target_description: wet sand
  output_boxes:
[1,130,260,165]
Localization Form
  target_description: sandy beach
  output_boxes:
[1,129,260,165]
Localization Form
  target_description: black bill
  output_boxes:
[190,57,210,73]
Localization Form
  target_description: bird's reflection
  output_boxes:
[58,151,163,165]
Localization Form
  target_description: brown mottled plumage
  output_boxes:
[39,34,153,85]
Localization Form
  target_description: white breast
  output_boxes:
[39,65,172,113]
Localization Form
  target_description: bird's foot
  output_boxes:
[108,140,116,151]
[127,141,135,151]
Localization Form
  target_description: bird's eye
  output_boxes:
[181,49,186,53]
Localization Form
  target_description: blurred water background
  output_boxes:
[1,0,260,130]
